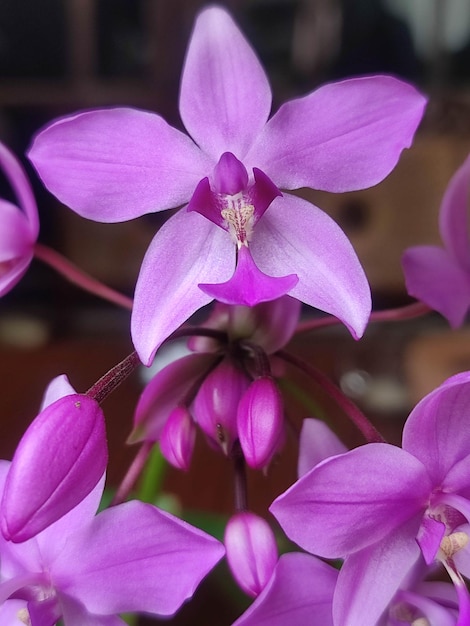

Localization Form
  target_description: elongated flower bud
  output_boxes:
[1,394,107,542]
[237,377,284,469]
[193,358,249,454]
[224,511,278,597]
[159,406,196,471]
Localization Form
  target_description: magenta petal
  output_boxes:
[28,108,212,222]
[403,373,470,489]
[179,6,272,160]
[225,512,278,597]
[40,373,75,410]
[1,395,107,542]
[187,177,225,228]
[333,520,421,626]
[130,352,217,443]
[199,245,298,307]
[159,406,196,471]
[270,443,429,558]
[213,152,249,195]
[439,153,470,271]
[298,419,347,478]
[54,501,225,616]
[248,75,426,192]
[60,596,126,626]
[131,209,234,365]
[417,515,446,565]
[232,552,337,626]
[251,194,371,338]
[0,201,35,297]
[403,245,470,327]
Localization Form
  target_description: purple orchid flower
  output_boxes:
[271,372,470,626]
[0,460,224,625]
[28,6,426,365]
[403,153,470,327]
[231,552,338,626]
[0,141,39,296]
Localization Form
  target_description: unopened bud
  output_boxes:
[159,406,196,471]
[224,512,278,597]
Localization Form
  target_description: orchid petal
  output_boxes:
[0,201,33,260]
[333,520,421,626]
[0,600,28,626]
[179,6,271,160]
[159,406,196,471]
[417,515,446,565]
[0,253,33,298]
[439,153,470,271]
[54,501,224,616]
[251,194,371,338]
[60,595,126,626]
[232,552,337,626]
[28,108,212,222]
[0,141,39,236]
[400,587,457,626]
[298,419,347,478]
[402,245,470,327]
[199,245,298,307]
[403,372,470,488]
[40,373,76,410]
[270,443,429,558]
[130,352,217,443]
[1,395,107,542]
[131,209,234,365]
[248,75,426,192]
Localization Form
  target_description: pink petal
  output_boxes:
[159,406,196,471]
[402,245,470,327]
[0,201,35,297]
[333,520,421,626]
[28,108,212,222]
[199,245,298,307]
[1,395,107,542]
[270,443,429,558]
[417,515,446,565]
[248,75,426,192]
[60,595,126,626]
[0,141,39,236]
[403,373,470,490]
[298,419,347,478]
[251,194,371,338]
[179,6,272,161]
[224,512,278,597]
[40,373,76,410]
[131,208,234,365]
[439,153,470,271]
[232,552,337,626]
[130,352,217,443]
[54,501,225,616]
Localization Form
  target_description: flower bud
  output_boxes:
[159,406,196,471]
[1,394,107,542]
[224,512,278,597]
[237,377,284,469]
[193,358,249,454]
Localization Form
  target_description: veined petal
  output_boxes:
[270,443,429,558]
[28,108,212,222]
[333,521,421,626]
[402,245,470,328]
[403,372,470,488]
[54,501,225,616]
[0,141,39,236]
[232,552,337,626]
[199,245,298,307]
[248,75,426,192]
[251,194,371,338]
[179,6,272,160]
[439,153,470,271]
[131,209,234,365]
[1,395,107,542]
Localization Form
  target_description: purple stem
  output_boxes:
[34,242,133,310]
[277,349,385,444]
[86,351,141,404]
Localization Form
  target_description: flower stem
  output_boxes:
[86,351,141,404]
[277,349,385,444]
[295,301,432,335]
[232,441,248,512]
[34,242,133,310]
[111,441,153,506]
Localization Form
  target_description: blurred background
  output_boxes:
[1,1,470,623]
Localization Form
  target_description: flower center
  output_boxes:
[220,195,255,248]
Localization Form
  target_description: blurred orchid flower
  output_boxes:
[0,461,224,625]
[403,153,470,327]
[0,141,38,296]
[28,7,426,365]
